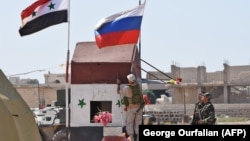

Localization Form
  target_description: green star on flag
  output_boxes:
[116,99,122,107]
[32,11,36,17]
[78,98,86,108]
[48,2,55,10]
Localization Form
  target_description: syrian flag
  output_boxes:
[19,0,68,37]
[94,1,146,49]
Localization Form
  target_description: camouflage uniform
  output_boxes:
[199,101,216,125]
[191,92,204,125]
[191,101,203,125]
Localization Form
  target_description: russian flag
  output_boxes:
[95,2,146,49]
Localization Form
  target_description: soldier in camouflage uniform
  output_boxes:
[197,92,216,125]
[191,91,205,125]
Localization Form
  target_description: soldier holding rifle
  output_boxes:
[117,73,144,141]
[191,91,204,125]
[191,92,216,125]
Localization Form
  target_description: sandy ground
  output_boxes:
[217,120,250,125]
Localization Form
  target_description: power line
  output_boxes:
[7,64,68,77]
[8,69,46,77]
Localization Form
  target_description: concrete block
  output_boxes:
[103,127,122,137]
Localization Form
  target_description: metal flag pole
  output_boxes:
[139,0,141,59]
[65,0,70,140]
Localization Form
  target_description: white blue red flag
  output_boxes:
[95,1,146,49]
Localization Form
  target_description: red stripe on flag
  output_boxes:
[21,0,50,19]
[95,30,140,48]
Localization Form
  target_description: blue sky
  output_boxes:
[1,0,250,83]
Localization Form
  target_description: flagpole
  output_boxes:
[65,0,70,140]
[139,0,141,60]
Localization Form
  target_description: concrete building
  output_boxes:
[144,63,250,104]
[10,72,66,108]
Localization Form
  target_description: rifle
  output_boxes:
[191,102,201,125]
[136,101,145,113]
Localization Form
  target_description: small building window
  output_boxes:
[90,101,112,123]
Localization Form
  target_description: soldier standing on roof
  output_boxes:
[117,73,144,141]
